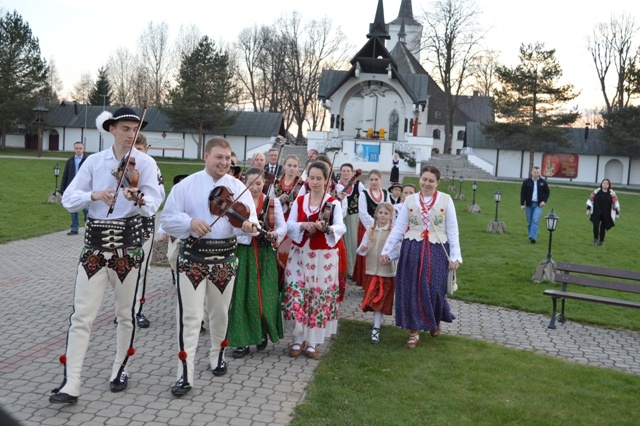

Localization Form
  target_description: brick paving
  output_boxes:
[1,230,639,425]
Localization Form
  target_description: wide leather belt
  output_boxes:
[180,236,237,264]
[141,215,155,241]
[84,216,143,251]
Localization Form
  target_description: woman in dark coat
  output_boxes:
[586,178,620,246]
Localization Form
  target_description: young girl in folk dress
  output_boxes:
[356,202,399,344]
[353,170,390,287]
[227,168,286,358]
[284,161,346,359]
[381,166,462,348]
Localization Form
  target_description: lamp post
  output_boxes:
[467,180,481,213]
[487,189,506,233]
[53,163,60,195]
[533,209,559,283]
[544,209,559,264]
[449,170,457,191]
[455,175,466,200]
[33,97,49,158]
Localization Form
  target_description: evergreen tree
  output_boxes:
[0,11,49,149]
[601,106,640,156]
[89,66,112,107]
[482,43,580,170]
[164,36,239,159]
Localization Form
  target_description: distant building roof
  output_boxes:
[466,122,613,155]
[47,104,283,137]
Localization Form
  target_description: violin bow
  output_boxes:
[317,150,339,229]
[107,106,148,217]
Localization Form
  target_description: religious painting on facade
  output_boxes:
[541,153,578,178]
[354,142,380,162]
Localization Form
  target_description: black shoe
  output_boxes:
[232,346,250,359]
[170,378,191,397]
[256,335,268,352]
[113,317,118,325]
[110,372,128,392]
[67,230,79,235]
[371,327,380,344]
[212,360,227,377]
[49,392,78,404]
[529,238,536,244]
[136,312,150,328]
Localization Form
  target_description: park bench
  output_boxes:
[543,262,640,329]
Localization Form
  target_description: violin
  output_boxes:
[112,155,145,206]
[208,186,276,244]
[289,176,305,204]
[262,171,276,195]
[341,169,363,195]
[319,202,335,234]
[257,195,278,248]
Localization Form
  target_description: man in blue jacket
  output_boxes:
[60,141,88,235]
[520,166,550,243]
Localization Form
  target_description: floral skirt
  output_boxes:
[283,241,339,345]
[395,239,456,332]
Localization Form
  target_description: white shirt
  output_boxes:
[62,147,164,219]
[161,170,258,240]
[358,188,389,228]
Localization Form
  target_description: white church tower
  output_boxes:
[386,0,423,61]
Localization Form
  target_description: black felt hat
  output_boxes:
[388,182,403,191]
[96,107,148,131]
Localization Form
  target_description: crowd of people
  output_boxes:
[52,111,622,403]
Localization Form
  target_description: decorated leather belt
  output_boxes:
[84,216,143,251]
[180,236,237,264]
[141,215,155,241]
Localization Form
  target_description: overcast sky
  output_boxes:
[1,0,637,110]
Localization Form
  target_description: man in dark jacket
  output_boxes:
[60,141,88,235]
[520,166,550,243]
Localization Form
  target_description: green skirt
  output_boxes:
[227,243,284,347]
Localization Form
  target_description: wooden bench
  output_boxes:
[543,262,640,329]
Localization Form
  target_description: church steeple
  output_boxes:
[367,0,390,40]
[398,16,406,43]
[397,0,414,22]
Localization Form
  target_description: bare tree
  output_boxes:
[107,47,137,106]
[234,25,270,111]
[419,0,486,153]
[175,24,202,59]
[72,71,93,104]
[138,21,174,107]
[587,14,640,114]
[47,57,64,103]
[468,49,499,97]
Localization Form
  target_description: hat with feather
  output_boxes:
[96,107,148,132]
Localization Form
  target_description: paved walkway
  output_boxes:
[1,231,639,426]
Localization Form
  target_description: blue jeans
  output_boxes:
[525,204,544,240]
[70,209,89,232]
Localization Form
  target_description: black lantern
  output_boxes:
[472,181,478,204]
[545,209,559,263]
[493,189,501,220]
[455,175,466,200]
[53,163,61,195]
[459,175,464,194]
[33,97,49,158]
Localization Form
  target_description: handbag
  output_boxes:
[447,269,458,295]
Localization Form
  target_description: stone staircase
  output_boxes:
[279,144,308,163]
[424,154,494,182]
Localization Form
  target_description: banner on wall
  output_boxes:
[541,153,578,178]
[354,142,380,162]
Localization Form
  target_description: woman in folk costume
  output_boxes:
[298,154,348,302]
[284,161,346,359]
[586,178,620,246]
[381,166,461,349]
[228,168,286,358]
[356,202,400,344]
[338,163,365,280]
[353,170,390,287]
[273,155,302,220]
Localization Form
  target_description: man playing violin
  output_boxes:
[50,107,164,404]
[161,136,259,397]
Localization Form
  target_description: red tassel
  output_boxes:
[178,350,188,361]
[140,297,145,304]
[127,347,135,357]
[59,354,67,365]
[221,339,229,349]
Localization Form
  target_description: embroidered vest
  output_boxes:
[362,189,388,217]
[403,193,450,243]
[364,226,396,277]
[293,195,337,250]
[345,180,361,215]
